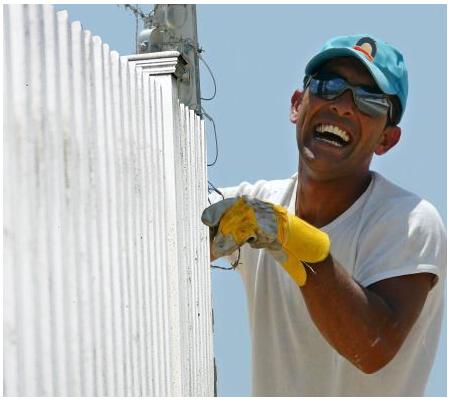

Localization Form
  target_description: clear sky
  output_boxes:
[54,3,446,396]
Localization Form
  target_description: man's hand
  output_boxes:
[201,196,330,286]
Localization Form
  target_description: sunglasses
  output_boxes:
[304,72,395,123]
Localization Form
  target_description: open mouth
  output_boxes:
[313,123,351,148]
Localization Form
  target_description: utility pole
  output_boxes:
[138,5,201,113]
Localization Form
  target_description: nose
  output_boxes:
[329,89,356,117]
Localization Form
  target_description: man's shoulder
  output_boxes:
[371,171,419,201]
[354,172,446,287]
[212,173,297,205]
[367,171,444,229]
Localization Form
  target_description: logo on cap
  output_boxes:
[353,37,377,62]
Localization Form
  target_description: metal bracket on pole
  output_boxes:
[137,5,201,114]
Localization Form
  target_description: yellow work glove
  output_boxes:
[201,196,330,286]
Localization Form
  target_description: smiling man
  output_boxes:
[202,35,446,396]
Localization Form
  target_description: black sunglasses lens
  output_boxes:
[309,77,347,99]
[308,76,391,118]
[322,78,347,99]
[354,94,391,118]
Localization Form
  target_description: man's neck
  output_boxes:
[296,169,372,228]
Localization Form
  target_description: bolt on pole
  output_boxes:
[138,5,201,113]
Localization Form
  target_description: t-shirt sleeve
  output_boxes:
[354,199,446,288]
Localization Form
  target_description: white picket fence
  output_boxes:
[3,4,214,396]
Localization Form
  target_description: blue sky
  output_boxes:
[55,4,446,396]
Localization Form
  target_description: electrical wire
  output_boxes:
[207,180,224,204]
[199,53,217,101]
[210,248,241,270]
[119,4,150,53]
[135,4,139,53]
[206,182,241,270]
[122,4,147,19]
[201,107,219,167]
[198,49,238,269]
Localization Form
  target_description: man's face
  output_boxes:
[291,57,400,181]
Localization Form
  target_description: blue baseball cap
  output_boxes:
[305,34,408,123]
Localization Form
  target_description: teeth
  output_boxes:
[316,124,350,143]
[317,138,343,147]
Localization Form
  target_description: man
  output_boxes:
[202,34,446,396]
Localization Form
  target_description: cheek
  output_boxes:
[296,94,320,128]
[359,114,388,142]
[358,128,386,156]
[302,92,321,113]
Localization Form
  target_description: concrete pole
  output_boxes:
[137,5,201,114]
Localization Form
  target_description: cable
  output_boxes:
[206,182,240,271]
[119,4,150,53]
[208,180,224,198]
[201,107,219,167]
[207,180,224,205]
[210,248,241,270]
[199,53,217,101]
[122,4,146,19]
[210,264,236,271]
[135,4,138,53]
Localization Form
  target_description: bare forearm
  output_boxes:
[300,255,398,373]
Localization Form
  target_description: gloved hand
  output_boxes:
[201,196,330,286]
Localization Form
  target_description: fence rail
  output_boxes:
[4,4,213,396]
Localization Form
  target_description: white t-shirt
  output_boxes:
[212,171,446,396]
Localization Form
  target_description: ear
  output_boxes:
[290,90,303,123]
[374,125,401,155]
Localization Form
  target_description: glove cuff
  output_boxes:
[285,214,330,263]
[273,204,330,263]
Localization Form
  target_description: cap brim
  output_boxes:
[304,47,395,95]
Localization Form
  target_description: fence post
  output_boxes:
[127,51,186,396]
[126,51,214,396]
